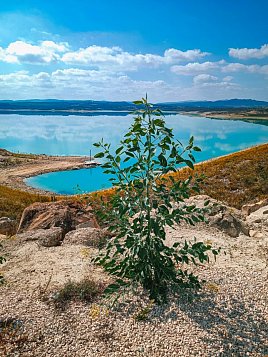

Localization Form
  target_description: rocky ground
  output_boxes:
[0,197,267,356]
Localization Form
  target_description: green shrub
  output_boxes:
[93,96,220,304]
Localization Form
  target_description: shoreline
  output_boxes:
[178,110,268,120]
[0,152,91,196]
[1,143,267,196]
[0,109,267,120]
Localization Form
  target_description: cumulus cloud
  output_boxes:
[0,40,69,64]
[222,63,268,74]
[229,44,268,59]
[193,74,218,84]
[0,40,209,70]
[0,68,176,101]
[61,45,209,70]
[192,73,239,90]
[171,61,222,75]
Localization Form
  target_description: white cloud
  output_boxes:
[171,61,221,75]
[0,41,209,70]
[193,74,218,84]
[164,48,209,62]
[61,45,209,70]
[0,68,176,101]
[229,44,268,59]
[192,73,239,89]
[222,76,233,82]
[222,63,268,74]
[0,40,69,64]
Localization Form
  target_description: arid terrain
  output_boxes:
[0,196,267,356]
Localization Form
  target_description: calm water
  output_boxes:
[0,113,267,194]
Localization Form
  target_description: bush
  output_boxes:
[93,96,220,304]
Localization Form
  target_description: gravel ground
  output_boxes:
[0,223,267,356]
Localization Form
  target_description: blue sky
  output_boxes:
[0,0,267,101]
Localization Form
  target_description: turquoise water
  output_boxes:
[0,113,267,194]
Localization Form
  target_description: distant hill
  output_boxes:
[0,98,267,113]
[157,99,268,110]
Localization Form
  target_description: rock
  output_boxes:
[0,217,17,235]
[249,230,264,238]
[63,227,109,247]
[18,200,99,236]
[16,227,63,247]
[241,198,268,216]
[210,212,249,238]
[246,205,268,226]
[76,221,98,229]
[184,195,249,237]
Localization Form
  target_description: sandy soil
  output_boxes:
[0,222,267,356]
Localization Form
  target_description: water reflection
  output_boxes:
[0,113,267,193]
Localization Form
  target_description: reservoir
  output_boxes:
[0,113,267,194]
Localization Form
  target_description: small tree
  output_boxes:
[93,96,219,303]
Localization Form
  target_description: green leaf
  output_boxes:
[94,152,105,158]
[185,160,194,170]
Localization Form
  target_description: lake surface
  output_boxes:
[0,113,267,194]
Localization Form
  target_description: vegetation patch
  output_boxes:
[0,185,52,221]
[52,278,105,309]
[168,143,268,209]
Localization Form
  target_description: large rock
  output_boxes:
[209,212,249,238]
[18,200,99,235]
[16,227,63,247]
[0,217,17,235]
[246,205,268,226]
[241,199,268,216]
[184,195,249,237]
[63,227,109,247]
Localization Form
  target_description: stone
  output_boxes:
[241,198,268,216]
[0,217,17,235]
[18,200,99,236]
[63,227,109,247]
[249,230,264,239]
[184,195,249,237]
[210,212,249,238]
[246,205,268,226]
[16,227,63,247]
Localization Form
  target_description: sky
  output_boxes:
[0,0,267,102]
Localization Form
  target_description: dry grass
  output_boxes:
[168,143,268,209]
[0,185,52,220]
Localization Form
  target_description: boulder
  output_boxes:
[16,227,63,247]
[63,227,109,247]
[18,200,99,235]
[0,217,17,235]
[184,195,249,237]
[210,212,249,238]
[246,205,268,227]
[241,199,268,216]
